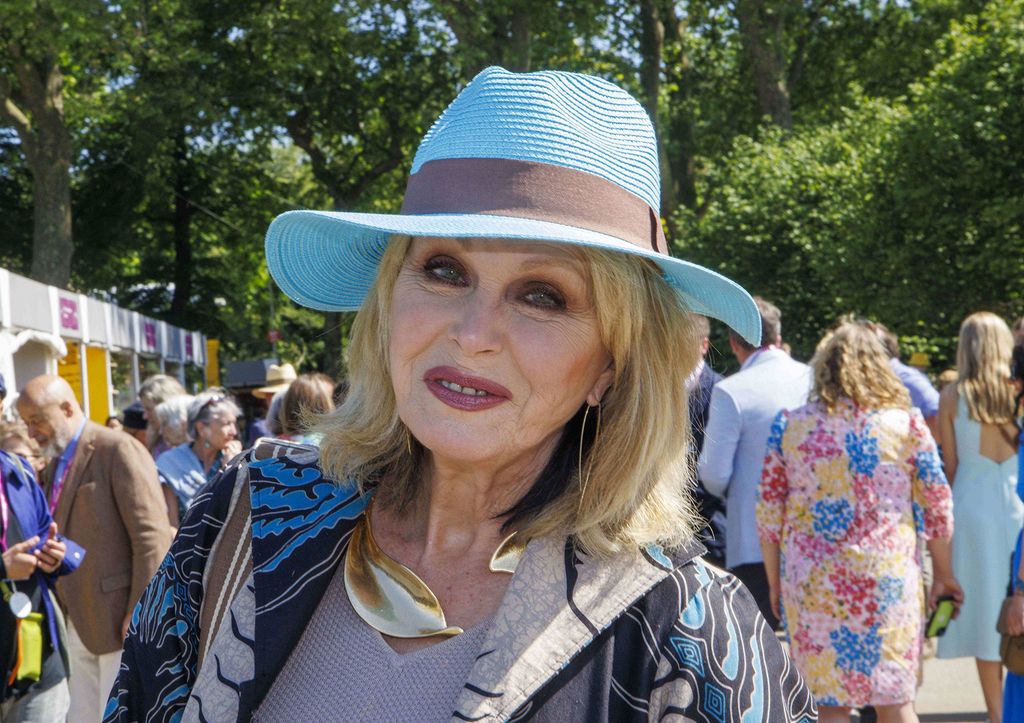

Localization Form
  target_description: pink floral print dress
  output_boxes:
[756,399,953,707]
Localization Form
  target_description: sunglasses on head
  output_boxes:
[197,395,227,417]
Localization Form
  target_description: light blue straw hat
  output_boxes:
[265,67,761,344]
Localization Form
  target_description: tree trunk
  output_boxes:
[508,8,531,72]
[660,0,698,212]
[639,0,676,220]
[735,0,792,129]
[0,50,74,287]
[29,133,73,286]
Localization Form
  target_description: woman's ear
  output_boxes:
[587,363,615,407]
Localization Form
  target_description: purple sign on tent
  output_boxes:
[59,298,80,331]
[144,321,157,350]
[185,334,194,361]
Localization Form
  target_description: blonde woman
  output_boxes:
[138,374,186,456]
[937,312,1023,723]
[757,319,959,722]
[106,68,814,721]
[0,421,47,474]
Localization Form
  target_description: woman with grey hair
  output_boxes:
[138,374,186,456]
[153,394,194,529]
[155,389,242,526]
[154,395,193,450]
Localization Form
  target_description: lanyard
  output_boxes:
[0,472,8,552]
[50,432,82,516]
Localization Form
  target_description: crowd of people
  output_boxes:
[0,363,351,722]
[0,66,1019,722]
[686,302,1024,722]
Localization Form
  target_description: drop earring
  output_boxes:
[577,403,601,512]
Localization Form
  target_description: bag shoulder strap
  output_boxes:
[196,438,312,669]
[196,465,251,670]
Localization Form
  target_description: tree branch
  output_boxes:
[285,105,343,206]
[787,0,823,91]
[0,77,32,136]
[342,111,405,204]
[0,70,37,165]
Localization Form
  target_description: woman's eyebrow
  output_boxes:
[516,255,585,274]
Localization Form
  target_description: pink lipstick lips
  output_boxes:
[424,366,511,411]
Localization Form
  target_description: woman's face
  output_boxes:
[197,407,238,452]
[1,436,46,474]
[389,237,614,472]
[162,421,190,447]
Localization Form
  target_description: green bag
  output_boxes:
[0,583,42,685]
[13,613,43,684]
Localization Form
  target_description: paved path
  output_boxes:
[915,654,987,722]
[847,653,987,721]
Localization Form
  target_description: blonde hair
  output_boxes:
[316,236,702,556]
[139,374,186,405]
[155,395,194,446]
[956,312,1015,424]
[0,422,43,463]
[284,373,336,435]
[811,318,911,412]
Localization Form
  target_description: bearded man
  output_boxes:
[17,376,172,723]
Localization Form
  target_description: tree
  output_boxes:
[877,0,1024,335]
[734,0,792,128]
[0,10,73,285]
[676,0,1024,367]
[437,0,612,78]
[0,1,131,287]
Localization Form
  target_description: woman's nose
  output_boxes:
[449,290,503,356]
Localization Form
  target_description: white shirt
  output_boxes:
[697,348,812,568]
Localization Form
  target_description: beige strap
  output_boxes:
[197,469,252,670]
[195,438,317,670]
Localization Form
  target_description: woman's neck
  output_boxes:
[378,450,546,562]
[192,441,219,471]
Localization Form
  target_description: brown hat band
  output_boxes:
[400,158,667,255]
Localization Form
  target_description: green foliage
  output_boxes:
[2,0,1022,379]
[678,0,1024,369]
[0,133,32,269]
[676,98,905,358]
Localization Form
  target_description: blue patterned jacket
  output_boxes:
[105,446,815,722]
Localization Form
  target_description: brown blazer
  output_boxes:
[41,420,172,655]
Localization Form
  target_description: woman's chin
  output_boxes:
[414,435,503,467]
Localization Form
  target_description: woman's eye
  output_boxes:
[423,256,467,286]
[522,284,566,310]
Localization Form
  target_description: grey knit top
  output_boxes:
[255,562,492,722]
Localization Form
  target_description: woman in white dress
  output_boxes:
[937,311,1023,723]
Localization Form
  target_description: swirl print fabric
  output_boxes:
[106,446,816,722]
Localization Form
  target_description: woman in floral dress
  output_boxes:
[757,318,962,723]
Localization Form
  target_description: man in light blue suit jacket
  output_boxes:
[698,298,811,628]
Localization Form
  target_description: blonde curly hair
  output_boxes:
[811,317,910,412]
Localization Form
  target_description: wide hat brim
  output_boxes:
[252,382,292,399]
[265,209,762,345]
